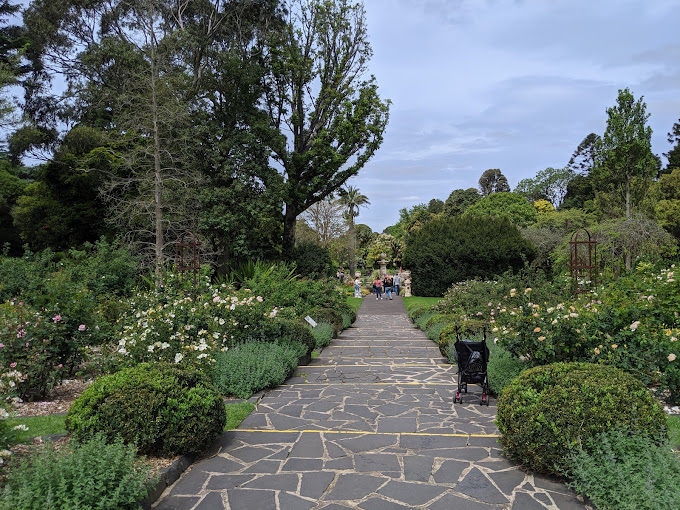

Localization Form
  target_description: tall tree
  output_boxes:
[664,119,680,174]
[443,187,480,216]
[0,0,25,132]
[592,88,657,270]
[302,195,345,248]
[514,167,573,208]
[478,168,510,196]
[262,0,390,258]
[338,184,369,277]
[592,88,656,221]
[567,133,600,174]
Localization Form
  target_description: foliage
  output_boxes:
[0,301,98,400]
[244,264,345,317]
[292,242,334,279]
[337,185,370,276]
[114,274,273,368]
[514,167,573,208]
[66,363,226,457]
[464,192,538,228]
[655,168,680,239]
[478,168,510,196]
[487,340,526,396]
[211,342,304,399]
[365,232,403,269]
[0,434,156,510]
[493,264,680,402]
[311,322,334,348]
[403,216,536,297]
[592,88,656,221]
[669,415,680,450]
[496,362,667,475]
[443,188,480,216]
[566,430,680,510]
[264,0,390,256]
[307,307,343,337]
[567,133,600,174]
[665,118,680,172]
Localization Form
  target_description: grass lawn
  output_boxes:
[346,297,363,312]
[669,415,680,450]
[224,402,255,431]
[6,415,67,442]
[403,296,442,312]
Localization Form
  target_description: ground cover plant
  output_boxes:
[566,429,680,510]
[211,342,305,399]
[0,434,157,510]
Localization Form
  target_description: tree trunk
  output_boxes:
[150,22,164,283]
[348,216,356,277]
[282,203,298,260]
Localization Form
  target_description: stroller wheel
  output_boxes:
[454,391,461,404]
[481,393,488,406]
[463,383,468,394]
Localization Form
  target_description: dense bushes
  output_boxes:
[292,242,334,279]
[496,362,667,475]
[0,434,156,510]
[66,363,226,457]
[566,429,680,510]
[311,322,334,348]
[211,342,305,399]
[402,216,536,296]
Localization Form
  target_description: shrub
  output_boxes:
[336,302,357,327]
[276,320,315,356]
[414,311,437,331]
[425,313,456,330]
[565,429,680,510]
[0,434,156,510]
[292,243,334,279]
[211,342,304,399]
[463,191,538,228]
[402,216,536,297]
[308,307,343,337]
[311,322,334,349]
[426,322,448,343]
[496,362,667,475]
[66,363,226,457]
[407,304,433,321]
[487,340,526,395]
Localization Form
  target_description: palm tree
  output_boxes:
[338,185,370,278]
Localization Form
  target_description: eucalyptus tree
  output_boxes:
[478,168,510,196]
[338,184,369,277]
[262,0,390,259]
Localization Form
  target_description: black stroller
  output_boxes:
[452,322,490,406]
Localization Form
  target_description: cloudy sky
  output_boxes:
[345,0,680,232]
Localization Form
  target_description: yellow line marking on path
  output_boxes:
[236,429,500,438]
[280,382,457,386]
[309,364,450,367]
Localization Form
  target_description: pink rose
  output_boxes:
[10,362,16,368]
[53,314,62,323]
[78,324,86,331]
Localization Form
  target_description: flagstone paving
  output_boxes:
[154,297,590,510]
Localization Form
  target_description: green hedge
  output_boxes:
[402,216,536,297]
[496,362,667,475]
[66,363,226,457]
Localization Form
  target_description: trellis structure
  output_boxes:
[175,231,201,290]
[569,228,597,295]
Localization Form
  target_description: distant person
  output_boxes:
[354,276,361,298]
[373,276,383,300]
[393,273,401,296]
[384,274,393,300]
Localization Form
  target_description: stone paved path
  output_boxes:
[154,296,589,510]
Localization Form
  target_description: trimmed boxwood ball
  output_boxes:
[66,363,226,457]
[496,362,667,475]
